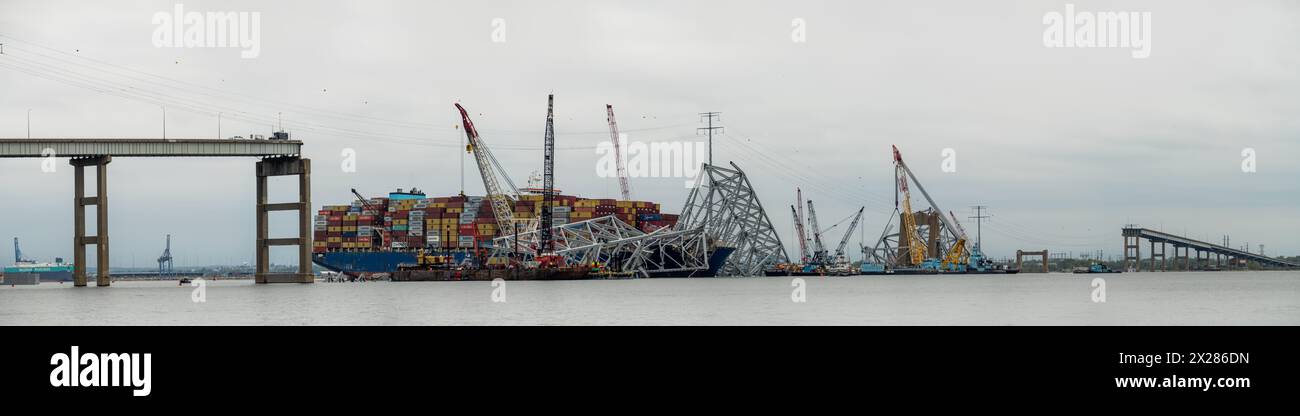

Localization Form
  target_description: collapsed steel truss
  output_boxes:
[676,162,788,276]
[491,215,711,277]
[487,162,786,278]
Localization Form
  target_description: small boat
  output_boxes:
[1072,263,1121,274]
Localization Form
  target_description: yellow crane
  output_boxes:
[894,146,926,266]
[941,211,970,271]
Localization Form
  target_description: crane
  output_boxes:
[606,104,632,201]
[807,200,827,264]
[539,94,556,257]
[455,103,527,235]
[795,188,809,262]
[13,237,31,263]
[941,211,969,271]
[895,146,927,267]
[350,188,389,246]
[892,145,957,242]
[834,207,865,261]
[157,234,173,275]
[790,205,809,262]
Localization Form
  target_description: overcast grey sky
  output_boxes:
[1,0,1298,266]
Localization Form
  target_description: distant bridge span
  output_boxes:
[0,138,313,286]
[0,138,301,157]
[1122,227,1299,271]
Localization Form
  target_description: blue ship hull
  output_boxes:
[312,251,422,276]
[313,246,736,278]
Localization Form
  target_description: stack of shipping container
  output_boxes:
[314,192,678,254]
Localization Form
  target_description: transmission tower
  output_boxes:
[696,112,723,165]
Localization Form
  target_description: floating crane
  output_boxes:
[941,211,969,271]
[834,207,865,262]
[795,188,809,262]
[790,205,809,262]
[157,234,173,275]
[807,200,827,264]
[538,94,557,259]
[889,145,967,271]
[455,103,528,235]
[606,104,632,201]
[896,159,927,266]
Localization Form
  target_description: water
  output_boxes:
[2,271,1297,325]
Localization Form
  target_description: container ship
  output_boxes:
[4,238,73,285]
[310,188,689,279]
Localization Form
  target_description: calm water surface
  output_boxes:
[2,271,1297,325]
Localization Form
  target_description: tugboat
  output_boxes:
[1072,263,1121,274]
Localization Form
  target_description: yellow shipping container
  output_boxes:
[328,226,341,232]
[314,242,327,247]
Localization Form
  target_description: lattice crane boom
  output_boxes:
[606,104,632,201]
[895,146,927,266]
[539,94,556,255]
[835,207,865,258]
[455,103,520,234]
[807,199,826,262]
[791,205,808,261]
[795,188,809,261]
[942,210,970,269]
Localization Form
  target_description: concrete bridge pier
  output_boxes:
[71,156,110,287]
[255,156,313,283]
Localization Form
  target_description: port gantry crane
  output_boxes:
[13,237,31,263]
[606,104,632,201]
[157,234,173,275]
[455,103,532,237]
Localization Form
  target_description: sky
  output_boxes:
[1,0,1298,267]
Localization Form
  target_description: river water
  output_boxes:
[2,271,1297,325]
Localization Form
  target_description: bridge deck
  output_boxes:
[1124,227,1298,268]
[0,138,302,158]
